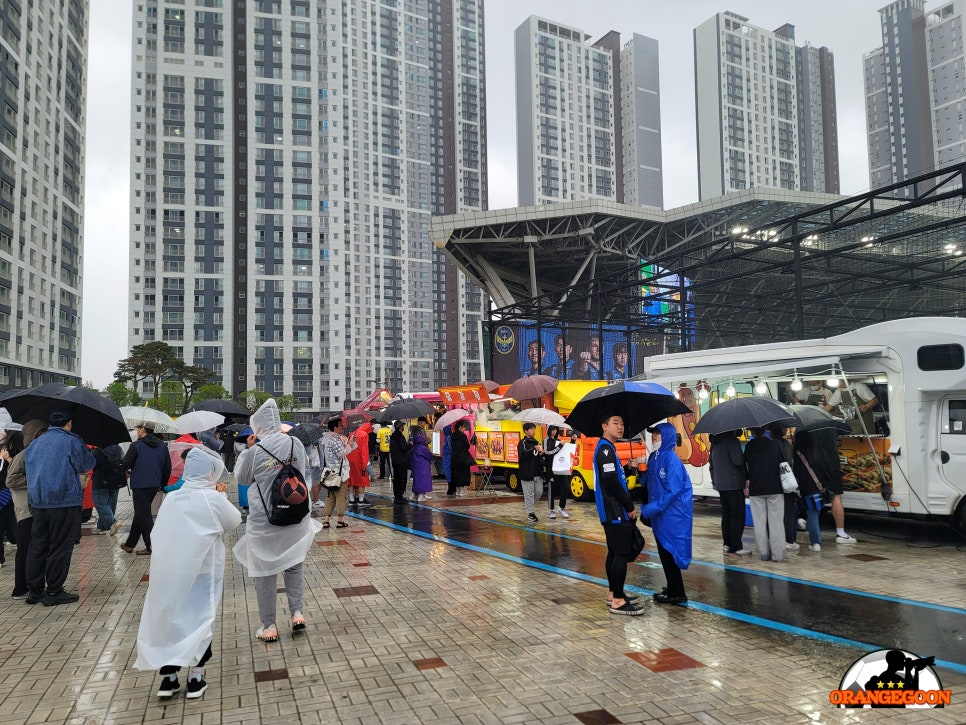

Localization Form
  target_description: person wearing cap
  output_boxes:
[389,420,412,502]
[121,423,171,556]
[23,410,95,606]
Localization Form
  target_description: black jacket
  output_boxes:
[744,436,783,496]
[709,434,745,492]
[517,435,542,480]
[450,431,472,486]
[389,429,412,466]
[123,434,171,489]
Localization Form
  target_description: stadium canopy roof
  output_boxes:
[431,163,966,351]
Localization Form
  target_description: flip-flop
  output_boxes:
[322,521,330,529]
[336,521,348,528]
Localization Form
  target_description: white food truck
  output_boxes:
[640,317,966,529]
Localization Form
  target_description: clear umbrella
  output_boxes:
[120,406,180,435]
[176,410,225,435]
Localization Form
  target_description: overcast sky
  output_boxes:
[81,0,891,387]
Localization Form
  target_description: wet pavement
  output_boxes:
[0,477,964,724]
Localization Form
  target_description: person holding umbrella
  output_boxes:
[517,423,544,523]
[389,420,412,503]
[24,410,96,605]
[641,423,694,605]
[593,414,643,615]
[449,420,473,497]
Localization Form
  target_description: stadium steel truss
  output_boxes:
[430,163,966,354]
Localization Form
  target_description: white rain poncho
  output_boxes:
[232,399,322,577]
[135,446,242,670]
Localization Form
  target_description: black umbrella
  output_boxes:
[787,405,852,434]
[289,423,326,446]
[567,380,691,438]
[190,399,250,418]
[691,397,800,436]
[0,383,130,447]
[373,398,434,423]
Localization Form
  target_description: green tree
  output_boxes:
[194,383,231,403]
[275,394,302,418]
[157,380,185,416]
[170,362,217,414]
[239,389,270,413]
[105,381,142,407]
[114,342,180,408]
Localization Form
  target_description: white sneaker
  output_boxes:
[557,508,569,519]
[548,510,556,519]
[797,518,807,531]
[786,542,800,551]
[733,549,752,557]
[312,500,325,509]
[808,543,822,551]
[423,494,433,500]
[836,534,857,544]
[416,494,426,502]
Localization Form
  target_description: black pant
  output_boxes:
[548,474,569,510]
[0,502,17,557]
[719,489,746,553]
[603,523,634,599]
[784,492,799,544]
[26,507,81,596]
[160,643,212,676]
[125,487,159,550]
[391,463,409,500]
[379,451,391,480]
[656,537,686,598]
[13,516,32,595]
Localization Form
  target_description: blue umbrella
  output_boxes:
[567,380,691,438]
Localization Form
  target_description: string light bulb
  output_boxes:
[755,378,767,395]
[827,368,840,388]
[725,381,737,398]
[790,373,803,392]
[697,380,709,400]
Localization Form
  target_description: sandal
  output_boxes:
[336,521,348,528]
[322,521,330,529]
[291,610,305,631]
[255,624,278,642]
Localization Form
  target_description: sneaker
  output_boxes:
[548,510,556,520]
[109,521,122,536]
[185,669,207,699]
[423,494,433,500]
[808,543,822,552]
[347,497,357,504]
[722,545,730,552]
[726,549,753,557]
[836,534,857,544]
[557,508,569,519]
[654,593,688,605]
[608,601,644,616]
[312,500,325,509]
[11,591,27,599]
[786,542,800,551]
[25,591,42,605]
[291,610,306,631]
[357,500,373,508]
[156,676,181,699]
[93,528,110,535]
[527,512,538,523]
[255,624,278,642]
[797,518,807,531]
[41,591,79,606]
[416,494,426,502]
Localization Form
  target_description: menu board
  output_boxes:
[474,431,490,461]
[504,432,520,463]
[488,432,505,462]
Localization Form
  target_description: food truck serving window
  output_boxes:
[917,344,965,371]
[948,401,966,435]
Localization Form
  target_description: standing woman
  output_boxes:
[0,431,24,565]
[410,422,434,501]
[5,421,45,597]
[709,430,749,556]
[389,420,412,503]
[769,423,799,551]
[233,399,322,642]
[543,426,570,519]
[744,427,786,562]
[449,420,473,497]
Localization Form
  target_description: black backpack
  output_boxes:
[103,445,128,489]
[255,440,309,526]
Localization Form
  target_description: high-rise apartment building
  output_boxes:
[694,12,839,200]
[926,0,966,169]
[0,1,87,392]
[864,0,934,190]
[128,0,487,409]
[514,16,662,208]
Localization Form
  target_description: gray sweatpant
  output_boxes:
[254,563,304,628]
[750,494,786,562]
[522,478,542,514]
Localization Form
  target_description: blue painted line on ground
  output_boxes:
[352,507,966,676]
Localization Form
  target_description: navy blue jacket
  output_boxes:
[124,434,171,489]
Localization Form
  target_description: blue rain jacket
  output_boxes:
[641,422,693,569]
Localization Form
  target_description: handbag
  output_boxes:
[796,451,833,504]
[779,461,799,493]
[320,457,345,491]
[629,518,646,559]
[552,443,575,475]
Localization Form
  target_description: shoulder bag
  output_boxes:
[796,451,833,506]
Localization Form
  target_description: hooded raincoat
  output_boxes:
[232,400,322,577]
[410,428,434,494]
[346,422,372,488]
[135,447,242,670]
[641,422,693,570]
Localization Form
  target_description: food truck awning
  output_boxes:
[553,381,607,415]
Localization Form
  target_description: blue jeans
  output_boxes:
[92,487,118,530]
[805,508,822,546]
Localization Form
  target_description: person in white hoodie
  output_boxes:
[135,446,241,700]
[232,399,322,642]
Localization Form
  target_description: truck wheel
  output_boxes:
[506,471,521,493]
[569,472,593,502]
